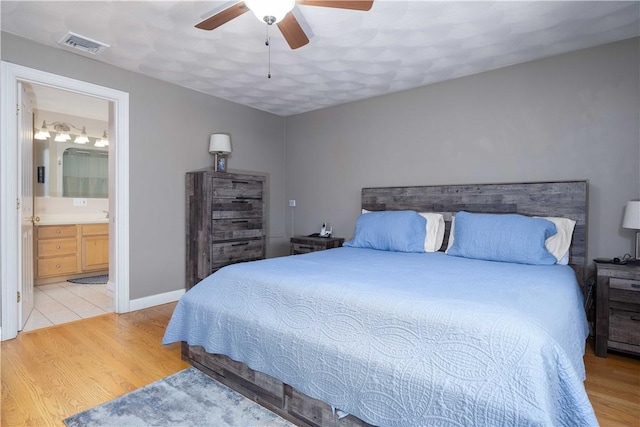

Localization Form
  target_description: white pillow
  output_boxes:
[537,216,576,265]
[362,209,445,253]
[445,216,455,253]
[418,212,445,252]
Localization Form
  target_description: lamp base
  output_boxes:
[214,153,228,172]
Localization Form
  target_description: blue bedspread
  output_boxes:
[163,248,597,426]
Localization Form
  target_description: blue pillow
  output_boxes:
[447,211,557,265]
[344,211,427,253]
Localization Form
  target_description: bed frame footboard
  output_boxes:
[182,343,374,427]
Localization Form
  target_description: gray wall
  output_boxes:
[2,32,288,300]
[285,38,640,264]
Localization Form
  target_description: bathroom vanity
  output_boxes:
[35,221,109,285]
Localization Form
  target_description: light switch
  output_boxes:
[73,198,87,206]
[289,200,296,207]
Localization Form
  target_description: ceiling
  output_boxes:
[2,1,639,117]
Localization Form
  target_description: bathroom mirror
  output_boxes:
[34,139,109,198]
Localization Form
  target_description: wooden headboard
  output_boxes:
[362,180,588,286]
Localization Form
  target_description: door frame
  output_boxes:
[1,61,130,340]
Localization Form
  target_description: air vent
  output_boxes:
[58,31,110,55]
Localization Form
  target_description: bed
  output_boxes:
[163,181,597,426]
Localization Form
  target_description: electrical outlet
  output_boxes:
[289,200,296,207]
[73,198,87,207]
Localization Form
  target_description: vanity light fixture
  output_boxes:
[209,133,232,172]
[94,131,109,147]
[34,120,97,145]
[53,124,72,142]
[34,121,51,140]
[74,126,89,144]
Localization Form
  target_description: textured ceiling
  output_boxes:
[2,1,639,116]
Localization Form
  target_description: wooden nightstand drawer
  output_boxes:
[595,261,640,357]
[610,277,640,292]
[609,308,640,345]
[290,236,344,255]
[291,243,319,254]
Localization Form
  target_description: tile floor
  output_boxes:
[23,281,114,332]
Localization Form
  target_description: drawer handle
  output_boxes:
[631,315,640,321]
[232,180,250,185]
[632,283,640,289]
[232,200,248,204]
[299,246,313,250]
[231,220,249,223]
[56,229,61,234]
[56,245,61,249]
[56,264,61,269]
[232,242,249,247]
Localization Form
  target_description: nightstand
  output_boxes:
[289,236,344,255]
[594,261,640,357]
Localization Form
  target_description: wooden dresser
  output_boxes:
[186,170,266,290]
[594,261,640,357]
[35,223,109,284]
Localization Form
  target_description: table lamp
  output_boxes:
[622,200,640,259]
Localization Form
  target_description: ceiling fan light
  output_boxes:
[245,0,295,24]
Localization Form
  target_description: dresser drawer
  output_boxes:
[211,218,263,240]
[37,225,77,239]
[38,238,77,257]
[211,198,263,220]
[210,240,264,270]
[38,255,78,277]
[209,177,263,199]
[609,308,640,345]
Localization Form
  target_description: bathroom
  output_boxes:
[26,83,113,331]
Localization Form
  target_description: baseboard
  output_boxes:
[128,289,185,312]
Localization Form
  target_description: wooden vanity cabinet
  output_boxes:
[81,223,109,272]
[35,223,109,284]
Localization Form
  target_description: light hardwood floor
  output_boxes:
[1,303,639,427]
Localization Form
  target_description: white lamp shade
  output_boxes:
[245,0,295,23]
[623,200,640,229]
[209,134,231,154]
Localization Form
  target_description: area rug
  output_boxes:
[67,274,108,285]
[63,367,294,426]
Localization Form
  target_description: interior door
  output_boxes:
[18,82,35,330]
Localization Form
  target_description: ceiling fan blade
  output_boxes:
[296,0,373,11]
[277,12,310,50]
[195,1,249,30]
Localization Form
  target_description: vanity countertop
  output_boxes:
[36,214,109,225]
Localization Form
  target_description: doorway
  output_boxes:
[25,82,113,331]
[1,62,130,341]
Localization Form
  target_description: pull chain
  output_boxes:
[265,24,271,79]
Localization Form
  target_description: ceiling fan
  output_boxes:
[195,0,374,50]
